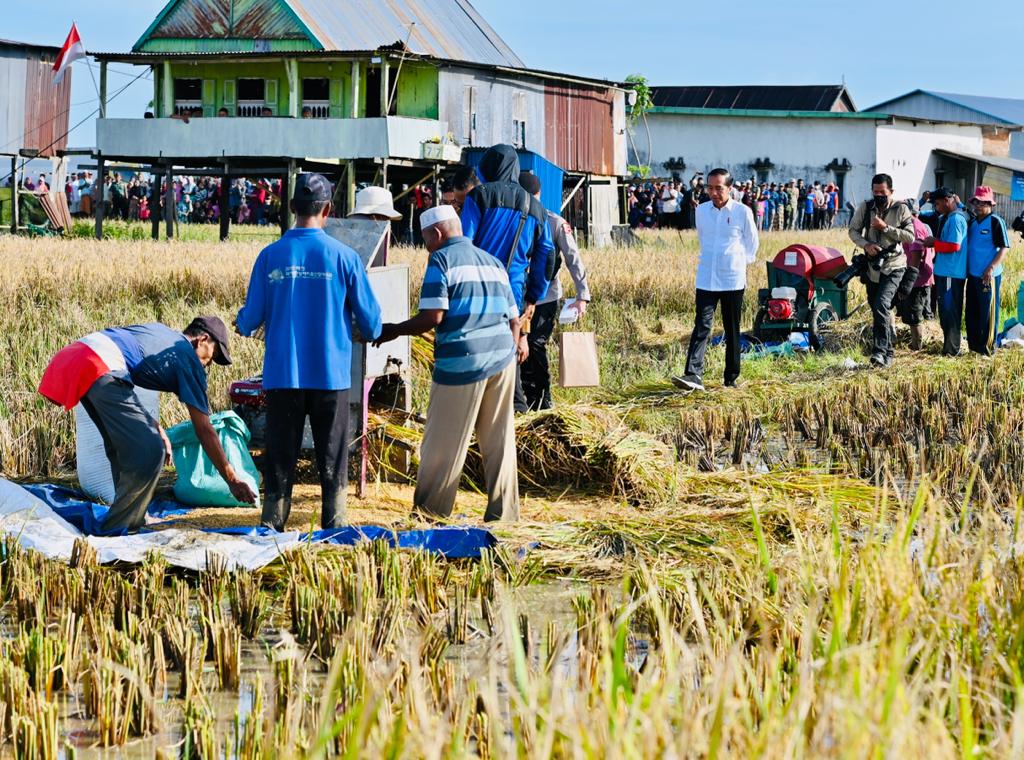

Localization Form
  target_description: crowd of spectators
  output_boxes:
[627,174,845,232]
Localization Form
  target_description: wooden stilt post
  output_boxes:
[164,167,174,240]
[94,156,105,240]
[282,160,296,233]
[150,166,161,240]
[219,173,231,241]
[10,156,19,234]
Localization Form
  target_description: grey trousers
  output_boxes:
[80,374,165,533]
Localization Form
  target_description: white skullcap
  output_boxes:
[420,204,459,230]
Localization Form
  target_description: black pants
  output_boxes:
[935,276,966,356]
[685,288,744,384]
[262,389,349,532]
[865,270,903,360]
[520,301,559,412]
[965,274,1001,356]
[81,374,165,533]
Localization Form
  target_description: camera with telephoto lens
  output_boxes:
[833,244,899,289]
[1012,211,1024,238]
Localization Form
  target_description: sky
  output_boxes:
[5,0,1023,149]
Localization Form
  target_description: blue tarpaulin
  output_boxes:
[463,148,565,215]
[21,484,496,559]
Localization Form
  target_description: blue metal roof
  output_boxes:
[868,89,1024,127]
[924,91,1024,126]
[288,0,524,68]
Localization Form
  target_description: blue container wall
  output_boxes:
[464,149,564,215]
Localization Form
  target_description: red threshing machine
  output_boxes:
[752,244,850,350]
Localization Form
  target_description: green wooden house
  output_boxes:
[92,0,628,240]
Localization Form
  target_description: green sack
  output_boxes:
[166,411,261,507]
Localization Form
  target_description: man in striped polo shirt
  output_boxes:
[374,205,523,522]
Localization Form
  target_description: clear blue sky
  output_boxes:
[6,0,1023,148]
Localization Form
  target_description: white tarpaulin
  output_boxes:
[0,478,301,571]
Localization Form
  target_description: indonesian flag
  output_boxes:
[52,23,86,85]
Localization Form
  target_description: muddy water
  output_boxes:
[24,581,590,759]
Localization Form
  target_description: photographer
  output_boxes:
[848,173,915,367]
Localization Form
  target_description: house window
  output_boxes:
[237,78,266,116]
[512,92,527,149]
[173,78,202,116]
[302,78,330,118]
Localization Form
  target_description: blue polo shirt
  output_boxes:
[967,214,1010,279]
[236,227,382,391]
[103,323,209,413]
[418,236,517,386]
[933,210,969,279]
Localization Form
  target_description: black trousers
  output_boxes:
[935,276,966,356]
[865,270,903,360]
[520,301,559,412]
[262,389,349,532]
[685,288,744,384]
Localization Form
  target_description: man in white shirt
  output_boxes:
[672,168,759,391]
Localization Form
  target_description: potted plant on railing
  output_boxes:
[422,133,462,162]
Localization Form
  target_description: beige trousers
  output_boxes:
[414,362,519,522]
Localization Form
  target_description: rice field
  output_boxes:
[1,226,1023,757]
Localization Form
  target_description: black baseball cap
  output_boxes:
[186,316,233,366]
[518,171,541,195]
[930,186,955,201]
[292,173,332,202]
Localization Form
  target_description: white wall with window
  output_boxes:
[439,68,545,152]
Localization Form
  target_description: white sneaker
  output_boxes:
[671,375,705,392]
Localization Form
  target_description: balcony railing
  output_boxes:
[96,116,451,162]
[236,102,265,117]
[174,100,201,116]
[302,101,330,118]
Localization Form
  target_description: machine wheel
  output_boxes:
[809,302,838,351]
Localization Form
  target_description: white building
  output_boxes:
[635,85,986,207]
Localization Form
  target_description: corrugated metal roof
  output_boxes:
[0,38,61,56]
[869,90,1024,127]
[934,149,1024,174]
[651,85,854,112]
[134,0,523,67]
[287,0,523,67]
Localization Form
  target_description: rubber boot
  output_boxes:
[909,325,923,351]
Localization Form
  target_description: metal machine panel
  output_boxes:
[324,217,388,267]
[362,265,410,379]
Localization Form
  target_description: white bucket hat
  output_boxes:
[349,186,401,220]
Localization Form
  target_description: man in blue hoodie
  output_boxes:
[460,145,555,412]
[236,173,382,532]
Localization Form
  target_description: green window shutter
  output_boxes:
[329,79,343,118]
[265,79,279,113]
[202,79,216,117]
[224,80,236,106]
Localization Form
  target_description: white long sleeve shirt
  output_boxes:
[694,198,759,291]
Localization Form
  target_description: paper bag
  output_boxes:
[558,331,600,388]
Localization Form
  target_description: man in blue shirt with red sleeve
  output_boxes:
[925,187,969,356]
[38,317,256,533]
[965,186,1010,355]
[237,174,382,532]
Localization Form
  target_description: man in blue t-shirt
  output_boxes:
[38,317,256,533]
[965,186,1011,355]
[375,205,522,522]
[924,187,969,356]
[237,173,382,532]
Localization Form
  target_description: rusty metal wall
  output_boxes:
[148,0,310,41]
[544,84,615,176]
[21,51,70,156]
